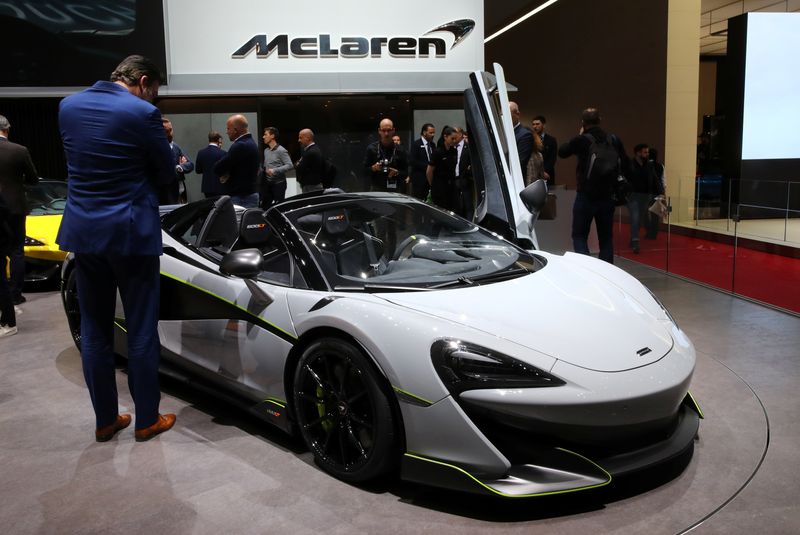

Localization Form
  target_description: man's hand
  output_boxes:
[543,171,551,181]
[371,161,382,172]
[266,168,275,177]
[179,155,188,165]
[388,168,399,178]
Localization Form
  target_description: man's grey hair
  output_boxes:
[0,115,10,131]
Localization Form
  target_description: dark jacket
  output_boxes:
[0,137,39,215]
[159,141,194,204]
[214,133,259,196]
[629,158,664,196]
[514,124,534,176]
[56,80,174,255]
[295,143,324,187]
[363,141,408,192]
[540,132,558,183]
[195,144,227,196]
[408,137,434,185]
[558,126,629,198]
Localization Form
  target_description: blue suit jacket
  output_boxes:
[213,133,259,196]
[57,81,174,256]
[195,144,227,196]
[159,142,194,204]
[514,124,534,178]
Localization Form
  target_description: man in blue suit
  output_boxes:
[160,117,194,204]
[57,55,177,442]
[195,131,227,198]
[214,114,260,208]
[510,101,534,182]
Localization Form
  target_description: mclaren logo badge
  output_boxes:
[232,19,475,60]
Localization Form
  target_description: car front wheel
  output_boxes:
[293,337,398,483]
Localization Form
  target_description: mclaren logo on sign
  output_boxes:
[232,19,475,60]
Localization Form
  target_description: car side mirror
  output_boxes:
[519,179,548,215]
[221,248,262,278]
[221,249,274,307]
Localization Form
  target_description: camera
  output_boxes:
[379,158,390,174]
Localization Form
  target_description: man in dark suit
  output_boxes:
[195,131,226,198]
[0,115,39,308]
[453,127,474,219]
[295,128,325,193]
[407,123,435,200]
[509,101,534,182]
[57,55,177,442]
[160,118,194,204]
[532,115,558,186]
[214,114,260,208]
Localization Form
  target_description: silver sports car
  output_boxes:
[61,65,701,497]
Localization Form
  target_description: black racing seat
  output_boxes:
[196,195,238,254]
[237,208,272,249]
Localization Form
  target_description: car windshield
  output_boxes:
[26,181,68,215]
[284,196,542,290]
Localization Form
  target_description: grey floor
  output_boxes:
[1,258,798,534]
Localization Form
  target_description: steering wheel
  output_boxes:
[392,234,430,260]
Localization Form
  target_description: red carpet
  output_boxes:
[613,223,800,314]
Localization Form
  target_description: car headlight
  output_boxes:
[24,236,45,246]
[646,288,680,329]
[431,339,564,395]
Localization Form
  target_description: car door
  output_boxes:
[157,198,298,400]
[465,63,540,249]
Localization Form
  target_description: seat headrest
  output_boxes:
[323,209,349,236]
[239,208,271,247]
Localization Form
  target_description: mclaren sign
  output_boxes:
[232,20,476,60]
[164,0,484,94]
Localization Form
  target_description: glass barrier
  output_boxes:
[613,195,668,272]
[731,203,800,315]
[733,179,794,243]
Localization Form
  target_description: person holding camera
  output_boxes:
[363,118,408,193]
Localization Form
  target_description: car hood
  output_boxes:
[378,254,674,372]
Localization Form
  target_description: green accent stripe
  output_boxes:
[686,390,704,419]
[404,451,611,498]
[114,320,127,333]
[263,397,286,408]
[160,271,297,341]
[392,386,434,407]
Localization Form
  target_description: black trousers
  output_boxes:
[572,192,615,264]
[7,214,25,299]
[260,180,287,208]
[0,255,15,327]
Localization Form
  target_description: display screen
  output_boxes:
[741,13,800,161]
[0,0,166,87]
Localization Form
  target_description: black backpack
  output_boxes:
[583,133,629,204]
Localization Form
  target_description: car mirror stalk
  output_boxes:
[221,248,274,307]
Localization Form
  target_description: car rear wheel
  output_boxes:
[293,337,397,483]
[62,268,81,350]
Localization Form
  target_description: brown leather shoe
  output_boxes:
[95,413,132,442]
[134,414,176,442]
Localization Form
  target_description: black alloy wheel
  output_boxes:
[62,268,81,350]
[293,338,397,483]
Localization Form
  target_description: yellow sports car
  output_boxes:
[24,180,68,282]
